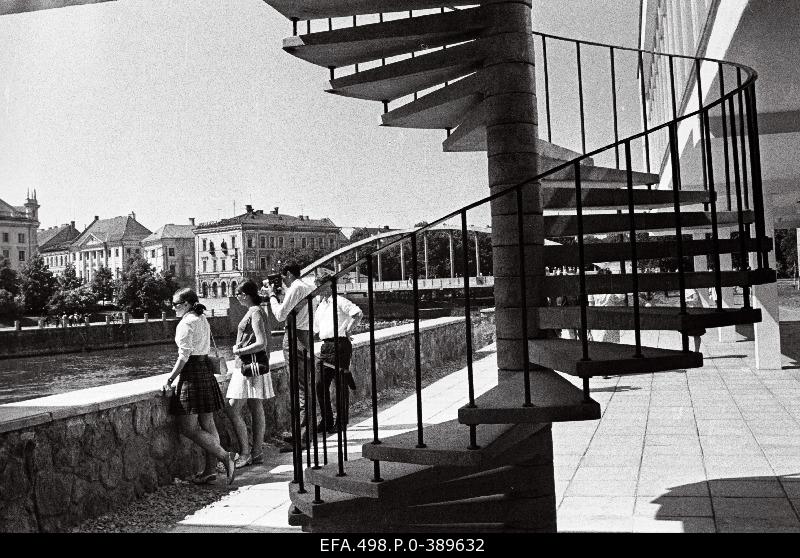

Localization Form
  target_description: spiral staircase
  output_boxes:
[262,1,775,532]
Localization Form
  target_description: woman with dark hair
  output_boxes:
[163,288,236,485]
[225,280,274,468]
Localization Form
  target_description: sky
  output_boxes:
[0,0,641,235]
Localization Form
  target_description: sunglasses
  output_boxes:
[171,300,186,307]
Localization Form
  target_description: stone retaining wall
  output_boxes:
[0,313,495,532]
[0,316,233,359]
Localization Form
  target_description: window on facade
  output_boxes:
[202,260,207,272]
[202,239,207,251]
[329,238,334,248]
[221,260,226,271]
[151,250,156,258]
[279,237,284,248]
[260,236,266,248]
[169,264,176,274]
[289,238,295,248]
[2,233,8,243]
[270,237,275,248]
[168,247,175,257]
[231,236,236,248]
[301,238,307,249]
[233,258,239,270]
[18,233,24,243]
[115,248,119,257]
[127,248,131,255]
[2,249,9,259]
[19,251,25,262]
[247,236,253,248]
[260,258,266,270]
[213,259,217,272]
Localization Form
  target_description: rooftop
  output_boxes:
[142,224,195,243]
[72,215,152,247]
[196,207,339,231]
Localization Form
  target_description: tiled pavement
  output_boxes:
[170,319,800,533]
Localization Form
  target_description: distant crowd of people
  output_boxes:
[161,262,363,485]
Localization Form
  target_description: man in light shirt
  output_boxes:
[265,263,316,445]
[314,272,363,433]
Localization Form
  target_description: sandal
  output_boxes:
[190,472,216,485]
[217,452,239,474]
[235,454,252,469]
[224,451,237,485]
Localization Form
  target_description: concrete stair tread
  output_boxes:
[282,8,483,68]
[527,338,703,378]
[539,269,776,297]
[544,210,755,236]
[536,306,762,332]
[543,237,772,267]
[382,73,482,129]
[264,1,473,20]
[305,457,430,498]
[458,370,600,425]
[361,420,548,467]
[542,187,709,209]
[327,41,485,101]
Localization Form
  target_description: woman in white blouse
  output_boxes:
[162,288,236,485]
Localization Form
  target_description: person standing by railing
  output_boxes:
[162,288,236,485]
[313,272,363,434]
[265,263,316,446]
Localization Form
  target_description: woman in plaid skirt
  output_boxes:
[162,288,236,485]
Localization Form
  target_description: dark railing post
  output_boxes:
[728,94,752,309]
[303,346,311,468]
[696,59,710,205]
[331,278,346,476]
[669,123,690,352]
[542,35,552,143]
[718,63,732,211]
[669,56,678,121]
[461,211,478,450]
[702,109,724,310]
[574,163,590,362]
[287,312,300,485]
[515,187,532,407]
[308,298,319,469]
[366,256,383,483]
[577,42,587,155]
[638,51,651,173]
[291,18,298,36]
[411,235,426,448]
[737,70,750,211]
[625,142,643,358]
[610,46,620,169]
[745,85,767,271]
[288,312,305,493]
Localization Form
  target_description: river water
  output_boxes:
[0,340,237,406]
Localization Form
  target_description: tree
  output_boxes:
[0,289,22,318]
[48,285,98,316]
[774,229,797,279]
[115,253,175,316]
[19,254,57,314]
[58,262,83,291]
[90,266,115,305]
[0,255,20,296]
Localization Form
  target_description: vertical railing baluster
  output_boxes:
[696,59,710,207]
[639,51,651,173]
[461,212,478,449]
[669,56,678,121]
[291,18,298,36]
[669,123,690,353]
[574,163,589,362]
[745,85,767,271]
[625,142,643,358]
[610,46,620,169]
[515,187,532,407]
[702,109,724,310]
[304,346,311,468]
[287,311,300,485]
[577,42,587,155]
[737,70,750,211]
[366,256,383,483]
[288,312,306,493]
[328,17,332,31]
[542,35,552,143]
[331,278,346,476]
[306,20,310,34]
[728,94,751,310]
[718,63,733,211]
[411,235,425,448]
[308,298,318,469]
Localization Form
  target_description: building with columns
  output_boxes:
[38,221,81,276]
[142,222,195,288]
[193,205,345,298]
[69,213,152,282]
[0,191,40,272]
[640,0,798,369]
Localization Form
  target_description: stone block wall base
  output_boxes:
[298,424,556,533]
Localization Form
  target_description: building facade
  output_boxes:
[69,213,152,283]
[193,206,345,298]
[0,191,39,272]
[142,221,195,287]
[38,221,81,276]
